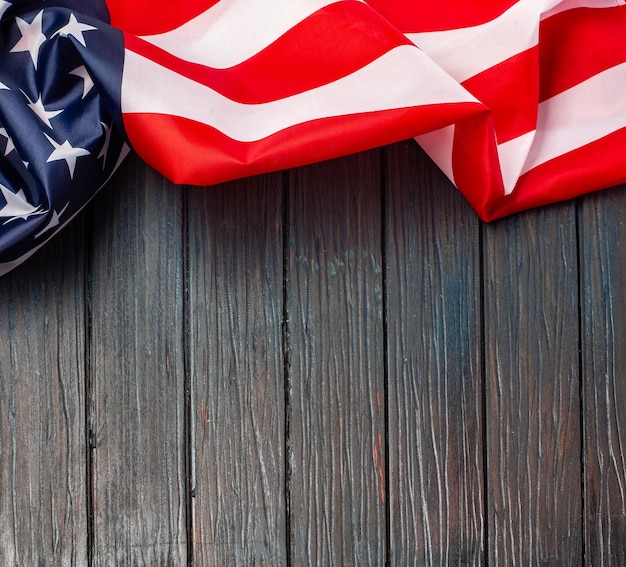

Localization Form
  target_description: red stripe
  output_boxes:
[481,128,626,221]
[105,0,218,35]
[365,0,517,32]
[539,6,626,101]
[450,111,505,218]
[461,47,538,144]
[123,103,481,185]
[124,2,412,104]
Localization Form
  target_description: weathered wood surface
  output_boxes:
[187,174,286,566]
[89,159,187,566]
[0,222,87,566]
[287,151,386,565]
[580,188,626,566]
[2,143,626,565]
[385,141,484,565]
[483,205,582,566]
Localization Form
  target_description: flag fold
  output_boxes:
[1,0,625,274]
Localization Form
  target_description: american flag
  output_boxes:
[1,0,625,275]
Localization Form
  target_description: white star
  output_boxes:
[44,134,90,178]
[10,10,46,70]
[0,183,45,223]
[22,91,63,128]
[53,14,96,48]
[0,0,12,20]
[0,82,9,90]
[69,66,93,99]
[0,127,15,155]
[98,122,112,167]
[35,202,69,238]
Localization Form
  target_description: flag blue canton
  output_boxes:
[0,1,128,273]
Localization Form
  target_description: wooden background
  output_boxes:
[1,140,626,565]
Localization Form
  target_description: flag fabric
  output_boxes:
[1,0,625,275]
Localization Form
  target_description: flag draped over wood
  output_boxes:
[1,0,625,275]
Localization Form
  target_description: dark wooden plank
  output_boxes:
[385,141,484,565]
[287,151,386,565]
[187,175,286,565]
[579,186,626,566]
[483,205,582,565]
[89,156,187,565]
[0,222,87,565]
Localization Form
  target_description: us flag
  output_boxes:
[1,0,625,275]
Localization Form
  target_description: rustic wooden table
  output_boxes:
[1,140,625,565]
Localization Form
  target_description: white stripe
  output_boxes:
[406,0,622,83]
[121,45,477,143]
[496,130,535,195]
[542,0,625,20]
[140,0,352,69]
[415,125,456,185]
[521,63,626,174]
[406,0,560,82]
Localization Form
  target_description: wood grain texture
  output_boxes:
[8,144,626,566]
[187,175,286,566]
[88,156,187,566]
[385,141,484,566]
[579,186,626,566]
[483,205,582,566]
[287,151,386,565]
[0,222,87,566]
